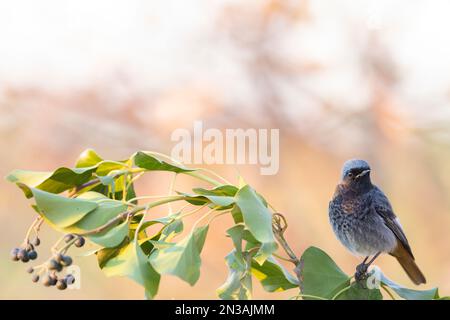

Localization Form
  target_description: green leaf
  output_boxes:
[102,233,160,299]
[76,149,129,176]
[6,171,53,189]
[96,238,130,268]
[8,167,95,197]
[160,219,184,241]
[189,185,238,208]
[138,215,177,232]
[335,282,383,300]
[200,195,235,207]
[89,220,130,248]
[226,225,245,256]
[380,272,439,300]
[64,192,128,233]
[251,257,299,292]
[231,205,244,224]
[7,149,128,197]
[149,226,209,286]
[149,240,176,250]
[234,185,277,264]
[217,250,252,300]
[299,246,351,299]
[134,152,194,173]
[192,185,238,197]
[178,192,235,208]
[24,186,98,229]
[75,149,103,168]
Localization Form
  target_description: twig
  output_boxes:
[69,179,101,197]
[272,213,302,287]
[381,284,396,300]
[272,213,299,264]
[79,195,186,237]
[290,294,328,301]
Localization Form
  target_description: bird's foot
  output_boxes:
[355,263,369,283]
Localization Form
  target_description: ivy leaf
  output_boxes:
[160,219,184,241]
[149,226,209,286]
[231,205,243,224]
[7,149,128,197]
[226,224,245,256]
[76,149,128,176]
[102,233,160,299]
[217,250,252,300]
[88,220,130,248]
[134,152,194,173]
[21,186,98,229]
[75,149,103,168]
[192,185,238,197]
[299,246,351,299]
[7,168,96,197]
[335,282,383,300]
[251,257,299,292]
[177,191,235,208]
[96,238,130,269]
[380,272,439,300]
[235,185,277,264]
[64,192,128,233]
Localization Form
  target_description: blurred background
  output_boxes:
[1,0,450,299]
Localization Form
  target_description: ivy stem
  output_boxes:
[290,294,328,301]
[34,217,44,234]
[59,236,79,255]
[127,195,176,204]
[192,207,220,229]
[70,179,101,196]
[381,283,396,300]
[79,195,187,237]
[122,173,128,203]
[22,217,41,246]
[273,252,293,263]
[197,168,232,185]
[185,171,223,187]
[207,210,231,225]
[177,203,209,220]
[272,213,299,264]
[167,173,178,215]
[51,235,66,254]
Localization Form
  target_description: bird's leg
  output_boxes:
[361,256,369,265]
[355,252,381,282]
[365,252,381,269]
[355,256,369,281]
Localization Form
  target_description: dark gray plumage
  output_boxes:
[329,159,426,285]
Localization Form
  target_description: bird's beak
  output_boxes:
[356,169,371,179]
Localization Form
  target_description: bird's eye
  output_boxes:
[347,172,354,178]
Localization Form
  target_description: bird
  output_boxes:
[328,159,426,285]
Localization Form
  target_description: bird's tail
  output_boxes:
[391,244,426,285]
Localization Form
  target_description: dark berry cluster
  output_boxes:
[10,237,40,263]
[30,271,76,290]
[27,253,76,290]
[11,233,85,291]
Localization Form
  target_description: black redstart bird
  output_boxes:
[329,159,426,285]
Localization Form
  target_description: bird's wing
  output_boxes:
[371,186,414,258]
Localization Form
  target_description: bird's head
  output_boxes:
[340,159,372,191]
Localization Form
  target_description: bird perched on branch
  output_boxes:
[329,159,426,285]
